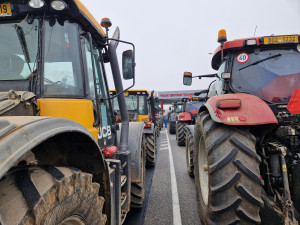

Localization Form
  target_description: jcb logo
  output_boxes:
[98,126,112,139]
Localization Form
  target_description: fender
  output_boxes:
[200,93,278,125]
[143,122,155,134]
[178,112,192,121]
[0,117,107,179]
[117,122,145,183]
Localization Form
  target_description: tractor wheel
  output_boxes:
[131,136,146,208]
[185,127,194,177]
[176,121,187,146]
[194,111,263,225]
[169,121,176,134]
[0,166,107,225]
[146,134,156,167]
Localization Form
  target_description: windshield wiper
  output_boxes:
[239,53,282,71]
[14,25,32,72]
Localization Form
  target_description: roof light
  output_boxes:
[246,39,257,45]
[101,18,112,29]
[218,29,227,44]
[221,72,231,79]
[51,0,67,11]
[217,99,241,109]
[28,0,45,8]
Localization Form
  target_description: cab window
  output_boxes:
[43,20,84,97]
[215,62,226,95]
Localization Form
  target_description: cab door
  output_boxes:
[83,37,114,148]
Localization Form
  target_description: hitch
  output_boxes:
[268,143,299,225]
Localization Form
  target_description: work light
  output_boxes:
[28,0,45,8]
[51,0,67,11]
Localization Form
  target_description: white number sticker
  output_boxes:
[236,52,249,63]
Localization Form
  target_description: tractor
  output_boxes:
[175,97,205,146]
[0,0,147,224]
[111,89,158,166]
[168,101,184,134]
[184,29,300,224]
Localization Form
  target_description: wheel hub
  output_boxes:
[59,215,87,225]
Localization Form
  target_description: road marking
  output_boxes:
[165,130,182,225]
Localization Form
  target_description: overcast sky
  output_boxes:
[81,0,300,92]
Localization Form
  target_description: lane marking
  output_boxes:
[165,130,182,225]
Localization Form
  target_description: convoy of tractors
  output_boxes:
[0,1,298,225]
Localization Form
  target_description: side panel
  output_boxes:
[117,122,145,182]
[37,99,98,139]
[178,112,192,121]
[204,93,278,125]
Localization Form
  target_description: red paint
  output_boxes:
[190,109,198,115]
[206,93,278,125]
[160,99,164,115]
[287,89,300,115]
[103,145,118,158]
[144,123,151,128]
[178,112,192,121]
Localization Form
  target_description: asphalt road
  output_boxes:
[124,127,201,225]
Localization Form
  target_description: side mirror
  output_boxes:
[122,50,134,80]
[183,72,192,86]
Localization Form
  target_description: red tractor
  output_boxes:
[184,30,300,224]
[176,97,205,146]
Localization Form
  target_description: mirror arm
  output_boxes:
[193,73,217,79]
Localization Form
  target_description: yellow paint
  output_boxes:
[74,0,106,37]
[37,99,99,140]
[227,117,231,122]
[235,117,239,122]
[282,164,287,172]
[137,115,149,122]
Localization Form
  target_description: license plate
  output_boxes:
[264,35,299,44]
[0,3,11,17]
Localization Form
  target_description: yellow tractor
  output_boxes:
[0,0,146,224]
[110,89,157,166]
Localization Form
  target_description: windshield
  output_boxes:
[186,101,203,114]
[113,94,148,115]
[0,19,39,80]
[231,49,300,103]
[175,104,184,113]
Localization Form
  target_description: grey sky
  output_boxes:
[81,0,300,92]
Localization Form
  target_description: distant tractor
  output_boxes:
[168,102,184,134]
[184,30,300,224]
[176,97,205,146]
[111,89,158,166]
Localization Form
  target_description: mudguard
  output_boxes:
[178,112,192,121]
[0,116,106,180]
[143,123,155,134]
[200,93,278,125]
[117,122,144,183]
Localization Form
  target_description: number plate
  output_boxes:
[264,35,299,44]
[0,3,11,17]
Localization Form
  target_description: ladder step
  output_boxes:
[121,192,127,207]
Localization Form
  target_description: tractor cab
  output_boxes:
[111,89,149,122]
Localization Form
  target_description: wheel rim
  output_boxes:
[59,215,87,225]
[198,135,209,205]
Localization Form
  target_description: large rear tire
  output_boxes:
[146,134,156,167]
[131,136,146,208]
[185,127,194,177]
[176,121,187,146]
[169,121,176,134]
[0,166,107,225]
[194,111,263,225]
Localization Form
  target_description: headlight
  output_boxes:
[51,0,67,11]
[28,0,45,8]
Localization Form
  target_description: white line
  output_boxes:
[165,130,182,225]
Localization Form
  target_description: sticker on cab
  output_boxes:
[236,52,249,63]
